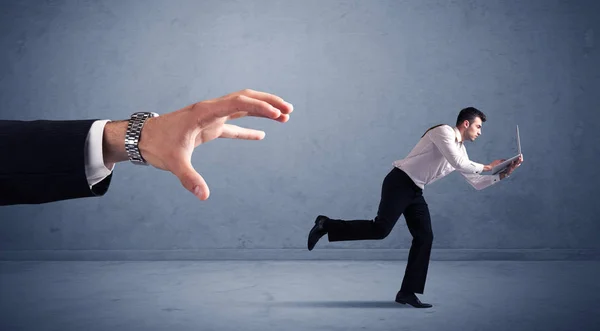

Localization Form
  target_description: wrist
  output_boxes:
[137,117,158,165]
[102,120,129,168]
[483,164,492,172]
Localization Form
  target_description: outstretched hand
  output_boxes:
[141,89,293,200]
[104,89,293,201]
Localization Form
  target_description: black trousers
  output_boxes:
[325,167,433,294]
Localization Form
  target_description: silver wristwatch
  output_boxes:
[125,111,159,165]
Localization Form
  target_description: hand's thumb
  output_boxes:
[172,160,210,200]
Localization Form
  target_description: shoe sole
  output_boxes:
[395,299,432,308]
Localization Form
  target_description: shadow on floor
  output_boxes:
[267,300,414,308]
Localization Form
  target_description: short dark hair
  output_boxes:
[456,107,486,127]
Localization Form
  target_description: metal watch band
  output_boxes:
[125,112,159,166]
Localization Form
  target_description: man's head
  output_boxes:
[456,107,486,142]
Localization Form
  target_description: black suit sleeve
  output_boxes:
[0,119,113,206]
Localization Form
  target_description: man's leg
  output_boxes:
[325,168,418,241]
[395,195,433,308]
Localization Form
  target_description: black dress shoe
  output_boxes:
[395,291,432,308]
[307,215,328,251]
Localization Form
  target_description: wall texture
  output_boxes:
[1,0,599,260]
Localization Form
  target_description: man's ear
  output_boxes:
[463,120,470,129]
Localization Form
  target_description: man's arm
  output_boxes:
[428,125,486,174]
[0,88,293,206]
[460,156,523,190]
[0,119,113,206]
[458,143,500,190]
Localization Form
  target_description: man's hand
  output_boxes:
[103,89,293,200]
[500,154,523,180]
[483,159,506,172]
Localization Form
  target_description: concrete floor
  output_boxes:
[1,261,598,331]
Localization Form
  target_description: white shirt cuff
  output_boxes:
[84,120,114,188]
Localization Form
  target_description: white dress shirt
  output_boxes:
[393,125,500,190]
[84,120,114,188]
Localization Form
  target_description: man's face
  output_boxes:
[466,117,482,141]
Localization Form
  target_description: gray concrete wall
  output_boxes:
[1,0,599,260]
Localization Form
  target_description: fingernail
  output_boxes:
[286,102,294,111]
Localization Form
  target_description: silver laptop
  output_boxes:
[491,125,522,175]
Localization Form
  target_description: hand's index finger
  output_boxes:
[240,89,294,114]
[214,95,281,119]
